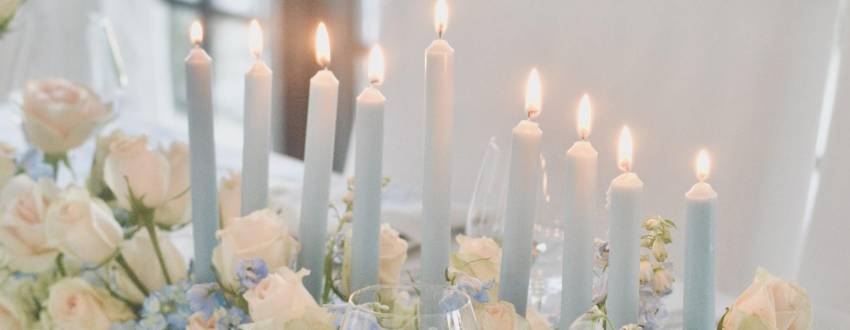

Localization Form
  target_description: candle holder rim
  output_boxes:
[346,283,474,317]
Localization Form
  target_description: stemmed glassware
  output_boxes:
[341,284,480,330]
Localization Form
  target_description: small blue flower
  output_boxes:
[217,307,251,329]
[236,258,268,290]
[139,281,193,330]
[453,274,493,304]
[187,283,224,318]
[137,313,168,330]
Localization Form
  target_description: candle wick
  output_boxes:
[438,30,444,40]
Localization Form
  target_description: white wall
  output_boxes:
[374,0,849,323]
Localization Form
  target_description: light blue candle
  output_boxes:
[350,46,386,291]
[240,20,272,216]
[607,126,643,328]
[421,1,455,285]
[561,94,597,327]
[684,150,717,330]
[498,69,542,317]
[298,22,339,298]
[184,21,219,283]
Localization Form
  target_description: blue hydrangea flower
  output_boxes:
[236,258,268,290]
[217,307,251,329]
[139,281,193,330]
[187,283,226,318]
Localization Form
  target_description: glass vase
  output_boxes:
[341,284,480,330]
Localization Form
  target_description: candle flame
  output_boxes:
[368,45,385,86]
[315,22,331,67]
[525,68,542,119]
[435,0,449,37]
[577,93,592,140]
[248,19,263,58]
[190,20,203,45]
[696,149,711,182]
[618,126,634,172]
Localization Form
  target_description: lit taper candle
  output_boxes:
[421,0,455,285]
[561,94,598,326]
[185,20,219,283]
[498,68,543,316]
[684,150,717,330]
[298,22,340,298]
[607,126,643,327]
[241,19,272,216]
[351,45,387,291]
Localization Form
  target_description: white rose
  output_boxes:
[113,229,187,303]
[154,141,191,226]
[103,135,170,210]
[0,295,26,330]
[86,130,126,198]
[46,278,133,330]
[722,268,812,330]
[45,187,121,264]
[450,235,502,282]
[0,142,16,188]
[378,224,408,285]
[213,208,299,288]
[242,267,334,329]
[476,301,530,330]
[526,308,553,330]
[218,171,241,228]
[21,79,112,154]
[0,175,60,272]
[186,312,217,330]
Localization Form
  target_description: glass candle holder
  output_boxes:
[342,284,480,330]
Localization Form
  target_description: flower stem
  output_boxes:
[116,253,150,296]
[142,211,173,285]
[55,253,67,277]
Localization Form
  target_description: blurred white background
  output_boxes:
[0,0,848,327]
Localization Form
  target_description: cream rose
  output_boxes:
[45,187,122,264]
[154,141,191,226]
[378,224,408,285]
[103,135,170,210]
[213,208,299,288]
[218,171,241,228]
[0,142,15,188]
[46,278,134,330]
[526,308,553,330]
[0,295,26,330]
[476,301,530,330]
[0,175,60,272]
[21,79,112,154]
[86,130,126,198]
[242,267,334,330]
[450,235,502,282]
[721,268,812,330]
[187,312,218,330]
[113,229,187,303]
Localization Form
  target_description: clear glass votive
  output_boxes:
[341,284,480,330]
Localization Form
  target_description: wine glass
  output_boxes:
[465,136,508,238]
[341,284,480,330]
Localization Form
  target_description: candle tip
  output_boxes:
[315,22,331,67]
[434,0,449,37]
[578,93,592,140]
[368,44,385,86]
[696,149,711,182]
[525,68,542,119]
[618,125,634,172]
[190,20,203,45]
[248,19,263,59]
